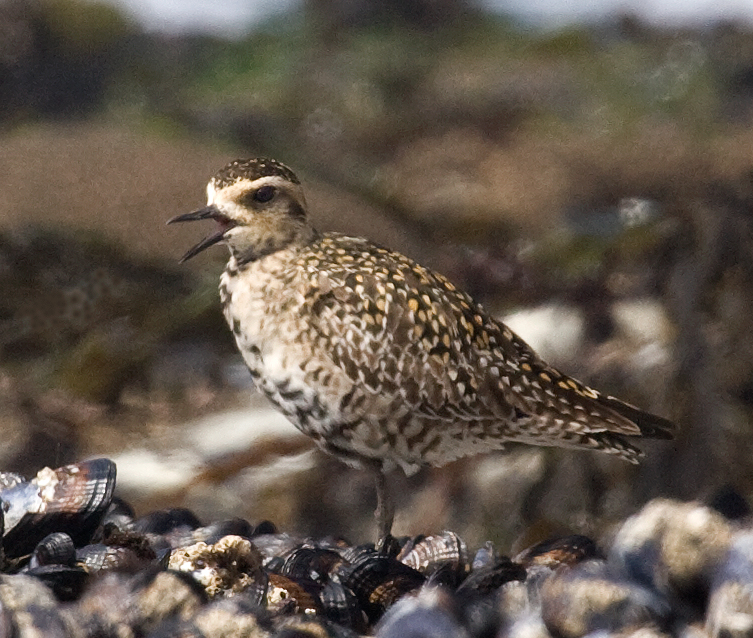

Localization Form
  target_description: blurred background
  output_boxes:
[2,0,753,549]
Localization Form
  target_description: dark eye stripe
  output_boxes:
[254,185,276,203]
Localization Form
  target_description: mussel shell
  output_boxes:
[196,518,256,545]
[398,531,469,580]
[77,543,156,573]
[134,508,203,536]
[319,578,367,633]
[134,507,203,551]
[515,534,599,568]
[94,497,136,537]
[277,547,346,585]
[146,518,258,552]
[336,553,425,621]
[425,562,464,589]
[1,458,116,558]
[339,543,380,564]
[251,520,278,536]
[456,556,526,595]
[30,532,76,567]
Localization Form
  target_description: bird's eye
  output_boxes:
[253,186,276,203]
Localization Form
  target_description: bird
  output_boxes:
[168,158,675,539]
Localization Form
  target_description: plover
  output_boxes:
[168,158,675,538]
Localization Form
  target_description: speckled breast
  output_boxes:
[218,253,347,442]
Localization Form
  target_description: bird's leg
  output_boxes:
[373,465,394,544]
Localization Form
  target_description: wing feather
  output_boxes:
[304,235,673,447]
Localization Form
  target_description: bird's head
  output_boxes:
[168,158,315,263]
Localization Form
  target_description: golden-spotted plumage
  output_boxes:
[168,158,675,538]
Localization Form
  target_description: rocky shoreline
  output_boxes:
[1,458,748,637]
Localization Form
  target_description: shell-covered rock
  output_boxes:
[540,559,671,636]
[609,498,734,612]
[167,535,264,598]
[0,462,749,638]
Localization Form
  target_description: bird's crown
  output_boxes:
[210,158,300,190]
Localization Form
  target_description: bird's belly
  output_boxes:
[234,334,405,468]
[234,338,325,427]
[225,286,511,473]
[236,336,509,471]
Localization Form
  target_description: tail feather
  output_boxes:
[599,395,675,440]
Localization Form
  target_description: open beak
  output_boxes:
[167,205,236,263]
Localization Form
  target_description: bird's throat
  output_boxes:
[229,224,318,266]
